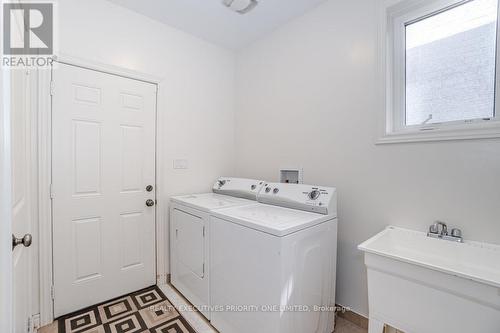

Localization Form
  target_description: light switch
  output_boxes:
[173,159,189,169]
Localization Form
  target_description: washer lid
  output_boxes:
[212,203,334,236]
[171,193,254,212]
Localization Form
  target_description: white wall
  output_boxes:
[234,0,500,316]
[31,0,500,321]
[57,0,236,270]
[32,0,236,316]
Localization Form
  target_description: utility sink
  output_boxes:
[358,226,500,333]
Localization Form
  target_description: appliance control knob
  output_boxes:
[273,188,279,194]
[218,180,226,187]
[265,187,271,193]
[251,184,257,190]
[308,190,320,200]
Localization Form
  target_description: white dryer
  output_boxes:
[169,177,264,319]
[210,182,338,333]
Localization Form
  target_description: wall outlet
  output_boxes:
[280,168,303,184]
[173,159,188,169]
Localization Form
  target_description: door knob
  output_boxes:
[146,199,155,207]
[12,234,32,250]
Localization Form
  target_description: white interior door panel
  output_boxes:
[52,63,157,317]
[11,68,34,333]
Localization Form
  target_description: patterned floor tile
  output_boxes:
[98,296,137,323]
[149,317,195,333]
[131,288,165,310]
[103,312,147,333]
[57,286,195,333]
[63,308,102,333]
[139,300,179,327]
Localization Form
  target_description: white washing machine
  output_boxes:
[210,182,338,333]
[169,177,264,319]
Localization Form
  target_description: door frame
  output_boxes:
[38,54,165,325]
[0,59,13,333]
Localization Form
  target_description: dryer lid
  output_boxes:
[171,193,253,212]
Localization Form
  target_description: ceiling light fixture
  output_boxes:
[222,0,258,14]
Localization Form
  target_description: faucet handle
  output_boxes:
[451,228,462,238]
[434,221,448,235]
[429,223,439,234]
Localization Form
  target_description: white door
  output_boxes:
[11,68,35,333]
[52,63,157,317]
[0,61,11,333]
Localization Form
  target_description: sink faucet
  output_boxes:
[435,221,447,236]
[428,221,463,243]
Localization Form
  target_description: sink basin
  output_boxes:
[359,226,500,333]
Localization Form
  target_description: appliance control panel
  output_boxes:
[258,182,337,215]
[212,177,265,201]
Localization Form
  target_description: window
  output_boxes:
[380,0,500,143]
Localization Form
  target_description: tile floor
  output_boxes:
[38,321,57,333]
[39,284,368,333]
[56,286,195,333]
[335,317,368,333]
[40,316,366,333]
[160,284,368,333]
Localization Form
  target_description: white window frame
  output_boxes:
[377,0,500,144]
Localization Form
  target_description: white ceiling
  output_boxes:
[106,0,328,49]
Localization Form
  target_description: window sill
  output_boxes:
[377,124,500,144]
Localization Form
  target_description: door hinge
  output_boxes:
[51,285,55,300]
[28,313,40,333]
[203,226,205,237]
[202,263,205,277]
[50,81,55,96]
[30,314,40,333]
[175,229,178,239]
[49,184,54,199]
[27,316,31,333]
